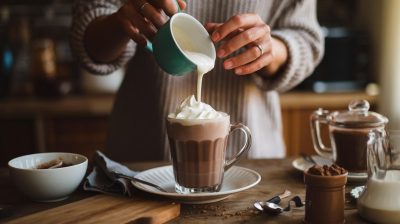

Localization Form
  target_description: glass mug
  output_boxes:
[166,114,251,194]
[310,100,388,175]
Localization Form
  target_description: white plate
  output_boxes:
[131,165,261,204]
[292,156,368,182]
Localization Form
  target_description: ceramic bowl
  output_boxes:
[8,152,88,202]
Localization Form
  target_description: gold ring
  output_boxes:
[256,44,263,57]
[139,2,150,14]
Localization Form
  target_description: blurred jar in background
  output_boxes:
[0,7,13,98]
[9,17,32,97]
[0,46,13,98]
[31,38,71,98]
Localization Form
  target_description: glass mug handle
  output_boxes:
[367,129,388,178]
[367,130,380,177]
[310,108,333,158]
[224,123,252,171]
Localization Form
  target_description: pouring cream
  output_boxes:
[171,24,215,108]
[183,51,214,102]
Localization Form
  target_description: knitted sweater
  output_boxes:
[70,0,324,161]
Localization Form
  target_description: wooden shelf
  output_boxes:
[0,91,377,116]
[280,91,377,109]
[0,95,115,117]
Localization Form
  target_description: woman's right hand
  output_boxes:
[114,0,186,46]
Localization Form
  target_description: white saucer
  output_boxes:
[131,165,261,204]
[292,156,368,182]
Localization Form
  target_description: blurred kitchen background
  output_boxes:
[0,0,399,166]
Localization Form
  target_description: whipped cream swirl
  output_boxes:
[168,95,223,119]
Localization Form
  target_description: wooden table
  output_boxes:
[0,159,369,223]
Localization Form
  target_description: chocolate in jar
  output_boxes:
[331,128,370,172]
[304,164,348,224]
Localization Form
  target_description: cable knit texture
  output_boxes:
[70,0,136,74]
[70,0,324,161]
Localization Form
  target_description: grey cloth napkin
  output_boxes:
[83,151,138,197]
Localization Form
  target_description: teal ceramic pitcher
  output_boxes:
[146,13,216,76]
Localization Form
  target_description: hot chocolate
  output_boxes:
[167,95,251,193]
[167,116,229,190]
[167,95,230,193]
[330,128,371,172]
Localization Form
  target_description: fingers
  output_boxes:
[205,23,221,34]
[117,0,166,45]
[209,14,273,75]
[234,51,273,75]
[134,0,167,28]
[177,0,186,10]
[206,23,243,40]
[157,0,179,16]
[217,25,268,58]
[223,40,272,70]
[148,0,186,16]
[119,19,148,46]
[117,0,184,46]
[118,3,157,38]
[211,14,265,42]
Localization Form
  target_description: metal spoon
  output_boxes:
[111,172,168,193]
[257,201,285,215]
[254,190,291,210]
[254,196,304,215]
[301,153,317,164]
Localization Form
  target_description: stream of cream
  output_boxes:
[183,51,214,102]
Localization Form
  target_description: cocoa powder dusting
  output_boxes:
[182,204,261,219]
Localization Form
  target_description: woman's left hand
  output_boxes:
[206,14,287,76]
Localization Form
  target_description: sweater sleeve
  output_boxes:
[70,0,136,75]
[252,0,324,92]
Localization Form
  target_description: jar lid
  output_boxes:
[330,100,388,128]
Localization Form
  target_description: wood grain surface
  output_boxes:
[1,159,370,223]
[6,194,180,224]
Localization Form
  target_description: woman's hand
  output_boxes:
[206,14,288,76]
[84,0,186,62]
[114,0,186,46]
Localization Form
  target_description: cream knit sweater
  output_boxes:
[70,0,324,161]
